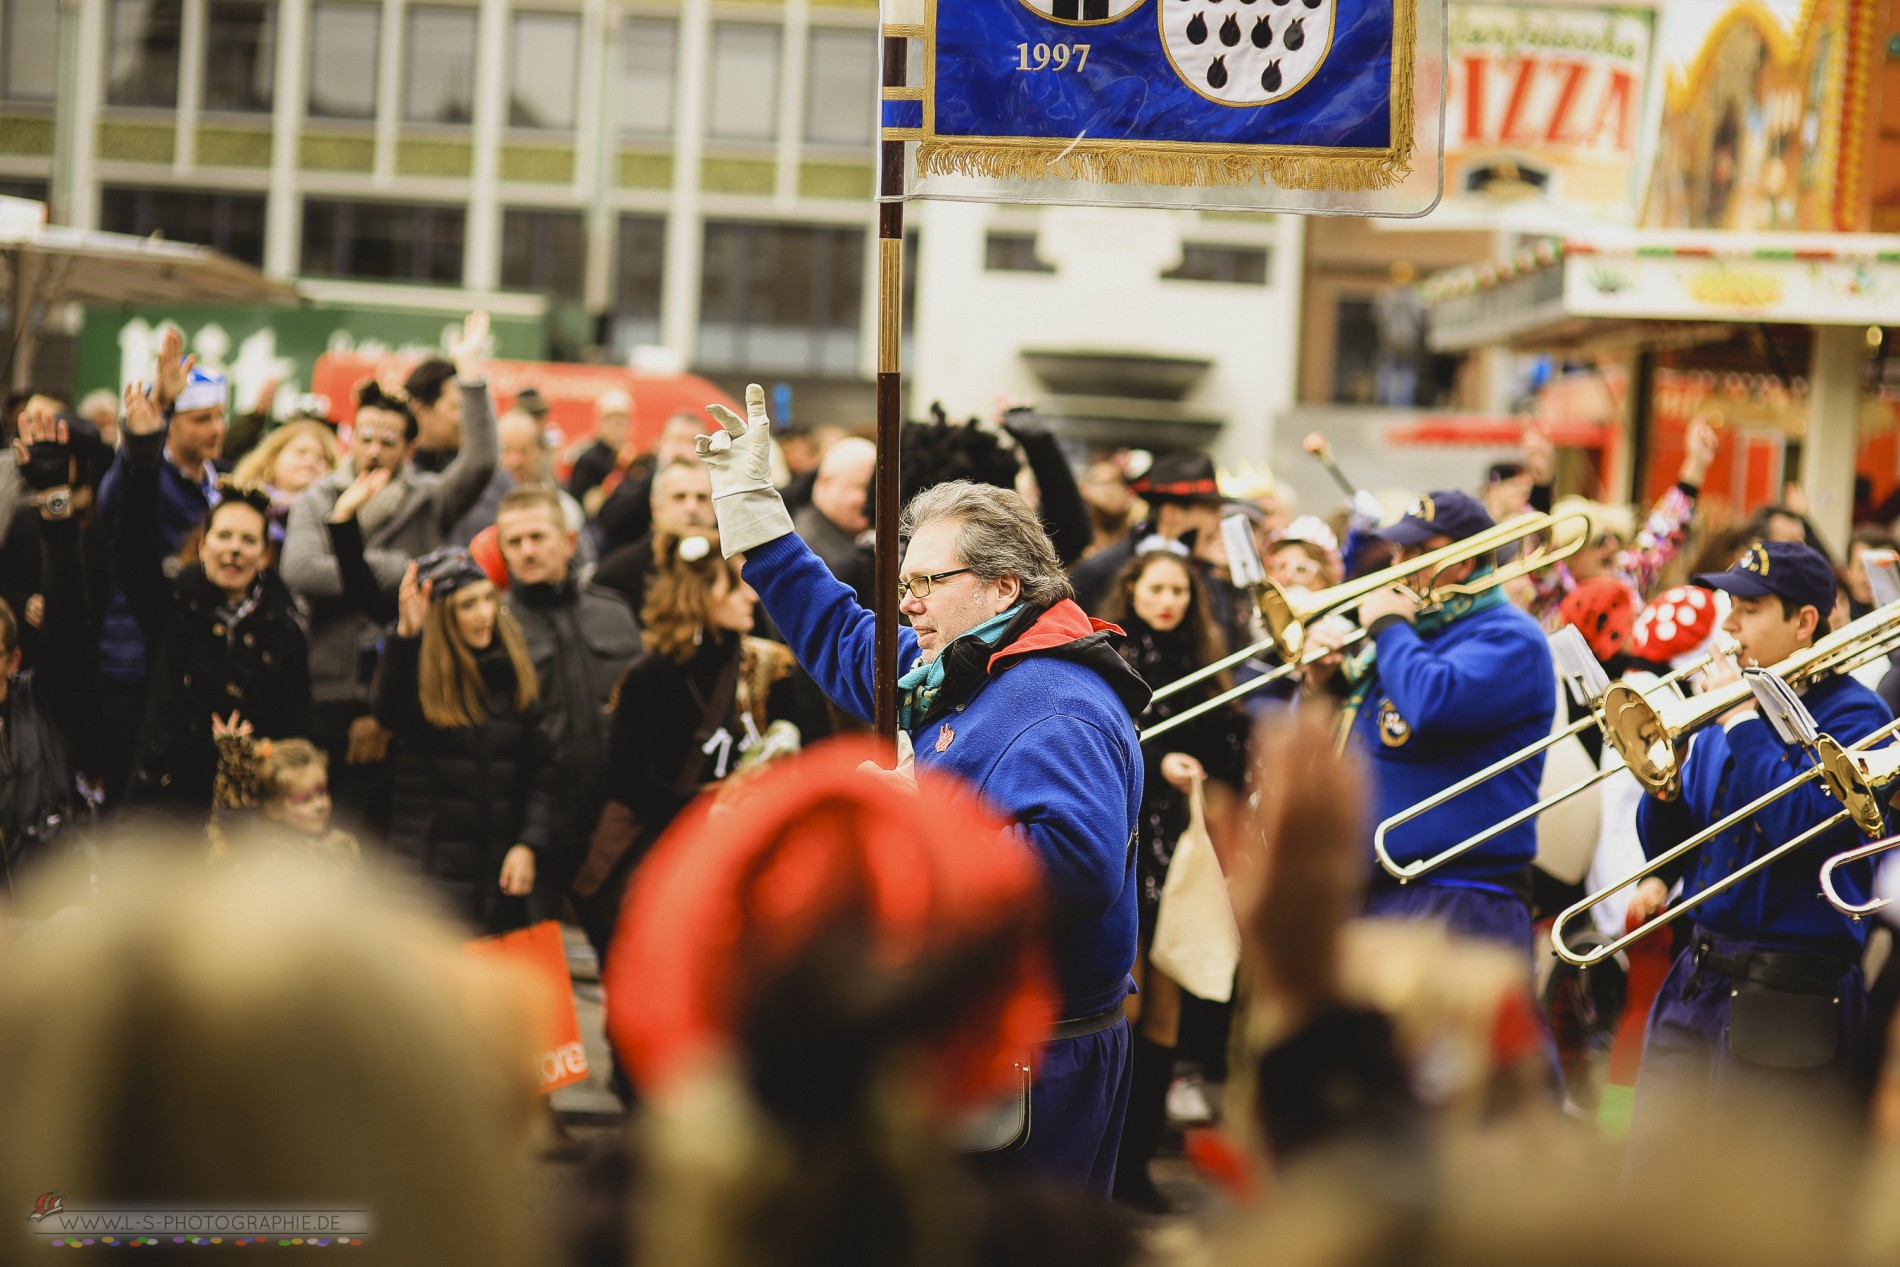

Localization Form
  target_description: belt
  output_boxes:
[1049,1003,1127,1042]
[1690,933,1848,995]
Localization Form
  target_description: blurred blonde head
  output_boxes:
[0,850,547,1265]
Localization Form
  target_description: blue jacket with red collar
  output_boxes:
[743,531,1149,1017]
[1638,673,1893,955]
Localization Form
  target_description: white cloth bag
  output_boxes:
[1149,783,1240,1003]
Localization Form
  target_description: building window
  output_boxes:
[0,178,49,202]
[984,232,1053,273]
[202,0,276,113]
[107,0,180,108]
[698,221,864,377]
[804,29,875,148]
[1162,243,1270,285]
[301,198,465,283]
[1332,297,1378,404]
[99,185,267,267]
[609,214,667,356]
[618,17,676,139]
[707,25,779,142]
[403,5,477,125]
[2,0,59,102]
[509,11,580,130]
[501,207,584,302]
[308,1,379,119]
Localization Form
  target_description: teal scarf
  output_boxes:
[897,605,1023,731]
[1337,569,1508,746]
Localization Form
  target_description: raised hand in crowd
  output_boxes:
[122,381,164,437]
[396,560,430,638]
[1228,705,1367,1033]
[1521,417,1555,485]
[1681,413,1719,486]
[152,326,196,412]
[328,466,392,524]
[210,711,254,741]
[449,310,493,383]
[250,376,282,418]
[13,399,71,489]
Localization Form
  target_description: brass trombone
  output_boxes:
[1551,715,1900,969]
[1819,832,1900,919]
[1371,646,1731,883]
[1599,602,1900,798]
[1139,509,1592,744]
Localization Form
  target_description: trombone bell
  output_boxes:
[1254,579,1305,662]
[1601,680,1683,798]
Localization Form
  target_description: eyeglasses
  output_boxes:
[898,567,972,600]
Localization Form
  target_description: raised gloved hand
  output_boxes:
[701,383,794,557]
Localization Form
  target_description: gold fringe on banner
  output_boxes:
[917,0,1416,191]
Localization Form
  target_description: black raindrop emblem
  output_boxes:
[1206,54,1229,88]
[1302,0,1320,9]
[1262,59,1282,91]
[1284,17,1305,48]
[1252,15,1272,46]
[1186,11,1207,43]
[1219,14,1240,44]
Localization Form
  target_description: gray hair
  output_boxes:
[900,481,1073,607]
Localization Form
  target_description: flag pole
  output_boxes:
[873,31,908,743]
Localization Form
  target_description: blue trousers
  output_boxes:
[1627,931,1865,1165]
[1013,1018,1133,1196]
[1364,883,1533,958]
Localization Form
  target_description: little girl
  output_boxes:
[212,715,362,874]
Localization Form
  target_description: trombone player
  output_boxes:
[1626,541,1889,1135]
[1305,491,1555,955]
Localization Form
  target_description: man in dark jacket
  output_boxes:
[494,486,641,921]
[792,436,874,604]
[698,384,1149,1196]
[0,405,97,887]
[1068,451,1226,617]
[281,316,498,826]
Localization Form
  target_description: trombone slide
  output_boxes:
[1551,717,1900,968]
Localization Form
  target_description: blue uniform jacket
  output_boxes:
[744,532,1147,1018]
[1638,673,1893,954]
[1355,602,1555,891]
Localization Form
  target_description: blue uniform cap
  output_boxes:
[1693,540,1837,616]
[1373,489,1496,547]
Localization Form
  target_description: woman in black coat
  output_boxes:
[575,531,828,971]
[1096,539,1248,1212]
[116,388,310,818]
[371,547,554,934]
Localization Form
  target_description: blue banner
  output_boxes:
[905,0,1416,190]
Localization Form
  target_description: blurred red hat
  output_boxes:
[1558,576,1636,662]
[1632,585,1720,664]
[468,523,508,590]
[604,740,1055,1112]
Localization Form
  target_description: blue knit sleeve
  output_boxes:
[985,712,1138,922]
[1372,616,1554,741]
[1724,689,1894,858]
[741,532,919,726]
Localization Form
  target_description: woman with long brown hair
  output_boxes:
[574,531,828,1065]
[1097,538,1249,1212]
[371,546,554,932]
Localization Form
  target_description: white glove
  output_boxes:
[1352,490,1385,527]
[700,383,794,557]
